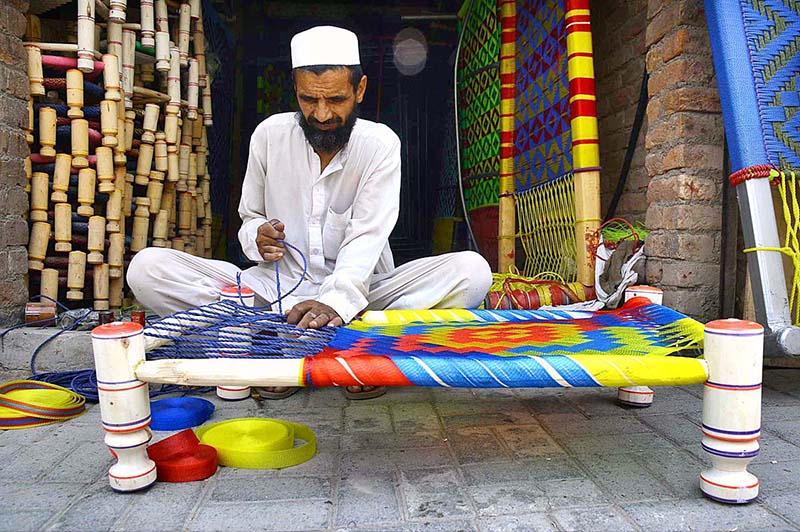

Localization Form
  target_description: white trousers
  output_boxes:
[127,248,493,319]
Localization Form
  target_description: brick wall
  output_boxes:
[592,0,648,224]
[0,0,30,325]
[643,0,724,321]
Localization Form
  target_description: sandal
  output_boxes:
[343,386,387,400]
[252,386,301,400]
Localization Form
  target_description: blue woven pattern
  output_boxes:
[741,0,800,169]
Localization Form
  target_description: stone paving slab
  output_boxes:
[0,369,798,531]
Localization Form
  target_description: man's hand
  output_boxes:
[287,300,344,329]
[256,219,285,262]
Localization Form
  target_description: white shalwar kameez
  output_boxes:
[128,112,492,321]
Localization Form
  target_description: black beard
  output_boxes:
[296,106,358,153]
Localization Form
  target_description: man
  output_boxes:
[128,26,492,399]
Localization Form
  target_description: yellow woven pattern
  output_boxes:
[516,174,577,280]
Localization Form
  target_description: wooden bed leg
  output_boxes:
[617,285,664,407]
[91,321,156,492]
[700,319,763,504]
[215,286,256,400]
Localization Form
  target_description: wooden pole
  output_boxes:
[497,0,517,273]
[106,188,123,233]
[131,197,151,252]
[40,268,59,301]
[566,0,601,287]
[178,3,190,67]
[140,0,155,48]
[94,263,110,310]
[87,216,106,264]
[96,146,116,193]
[108,232,125,278]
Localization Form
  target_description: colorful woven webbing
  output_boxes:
[307,298,706,388]
[459,0,501,265]
[515,0,572,191]
[740,0,800,171]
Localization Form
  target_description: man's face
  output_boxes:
[295,68,367,153]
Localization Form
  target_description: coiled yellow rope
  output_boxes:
[0,380,85,429]
[195,418,316,469]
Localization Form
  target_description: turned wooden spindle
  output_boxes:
[167,46,181,105]
[178,3,191,67]
[100,100,118,147]
[94,263,110,310]
[77,168,96,217]
[194,18,207,88]
[178,192,192,233]
[114,99,127,165]
[106,189,123,234]
[102,54,122,102]
[123,173,134,217]
[114,165,126,191]
[38,107,56,157]
[66,251,86,300]
[188,152,197,194]
[54,202,72,252]
[25,99,34,144]
[155,31,169,72]
[109,269,124,308]
[177,144,190,192]
[66,69,84,119]
[122,28,135,108]
[195,189,205,218]
[202,85,213,126]
[108,232,124,278]
[71,118,90,168]
[187,58,199,121]
[172,236,184,251]
[29,172,48,222]
[28,222,50,271]
[142,103,160,144]
[147,170,165,214]
[96,146,115,193]
[166,141,179,183]
[40,268,59,302]
[77,0,96,73]
[87,215,106,264]
[48,154,71,203]
[153,209,169,247]
[155,0,169,31]
[203,218,212,255]
[109,0,127,23]
[160,183,175,217]
[135,144,154,186]
[131,197,151,252]
[192,113,203,146]
[140,0,155,48]
[26,45,45,96]
[154,132,168,171]
[165,103,180,144]
[107,21,123,68]
[124,110,135,151]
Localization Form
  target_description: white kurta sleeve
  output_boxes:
[237,124,270,263]
[317,136,401,322]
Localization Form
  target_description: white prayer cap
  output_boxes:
[291,26,361,68]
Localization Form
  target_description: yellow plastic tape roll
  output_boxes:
[195,417,316,469]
